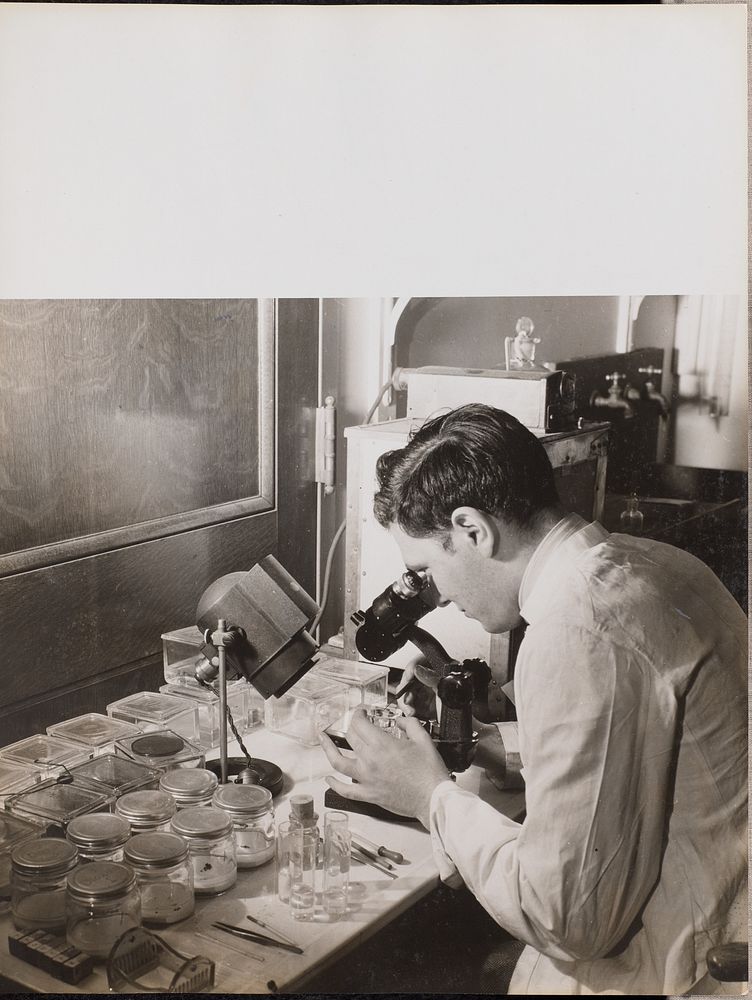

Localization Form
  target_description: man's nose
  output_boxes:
[426,579,449,608]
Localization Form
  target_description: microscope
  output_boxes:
[351,570,491,773]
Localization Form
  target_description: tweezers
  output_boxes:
[212,921,304,954]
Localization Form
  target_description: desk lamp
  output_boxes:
[193,555,320,789]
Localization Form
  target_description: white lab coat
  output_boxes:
[429,517,748,995]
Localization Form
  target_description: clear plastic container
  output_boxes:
[0,814,44,915]
[0,761,41,810]
[66,861,141,959]
[115,790,176,834]
[0,734,93,779]
[113,729,206,772]
[264,673,350,747]
[11,838,79,934]
[46,714,144,756]
[212,784,275,869]
[159,768,218,810]
[124,832,195,926]
[66,813,132,863]
[67,754,161,797]
[312,657,389,710]
[158,683,250,750]
[170,807,237,896]
[107,691,200,744]
[5,779,114,832]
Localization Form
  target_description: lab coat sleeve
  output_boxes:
[428,621,678,962]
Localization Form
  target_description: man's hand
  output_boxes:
[319,708,451,829]
[396,658,439,720]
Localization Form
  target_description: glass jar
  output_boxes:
[124,832,194,926]
[0,815,44,916]
[11,838,79,934]
[159,768,218,810]
[170,807,237,895]
[212,784,275,869]
[115,790,176,834]
[66,860,141,959]
[66,814,132,863]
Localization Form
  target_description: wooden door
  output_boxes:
[0,298,319,742]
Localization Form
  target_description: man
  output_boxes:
[319,403,748,996]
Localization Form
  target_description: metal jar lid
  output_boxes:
[130,732,186,758]
[11,838,78,877]
[171,806,233,840]
[66,860,136,901]
[212,784,272,818]
[159,768,218,801]
[66,814,131,851]
[124,832,189,869]
[115,790,176,824]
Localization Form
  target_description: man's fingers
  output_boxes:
[347,707,381,746]
[318,732,360,779]
[324,775,368,801]
[396,715,435,746]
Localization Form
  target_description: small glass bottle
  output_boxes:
[275,819,294,903]
[65,860,141,959]
[159,768,218,810]
[115,789,176,834]
[11,838,79,934]
[620,492,644,536]
[66,813,132,863]
[170,806,237,895]
[123,832,194,926]
[322,810,350,918]
[212,784,275,869]
[288,794,319,921]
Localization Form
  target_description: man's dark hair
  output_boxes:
[373,403,559,537]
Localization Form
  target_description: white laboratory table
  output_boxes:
[0,727,524,995]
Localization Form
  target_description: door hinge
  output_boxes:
[315,395,336,494]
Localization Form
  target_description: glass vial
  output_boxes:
[322,810,350,918]
[275,819,294,903]
[620,493,644,536]
[66,860,141,959]
[124,832,194,926]
[11,839,79,934]
[288,794,319,921]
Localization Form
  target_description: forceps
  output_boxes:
[212,921,304,954]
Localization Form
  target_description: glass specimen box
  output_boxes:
[0,813,44,915]
[161,626,206,687]
[264,673,350,747]
[106,692,200,745]
[113,730,206,773]
[46,714,143,756]
[0,735,93,780]
[312,657,389,710]
[0,761,40,810]
[158,683,257,751]
[67,754,161,798]
[5,779,113,832]
[161,626,265,726]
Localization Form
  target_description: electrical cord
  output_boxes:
[196,675,253,768]
[311,378,394,638]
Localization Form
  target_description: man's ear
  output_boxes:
[450,507,498,557]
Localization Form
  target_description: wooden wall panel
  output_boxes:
[0,299,263,556]
[0,511,277,705]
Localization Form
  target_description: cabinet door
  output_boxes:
[0,298,319,742]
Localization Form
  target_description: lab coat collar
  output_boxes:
[518,515,609,625]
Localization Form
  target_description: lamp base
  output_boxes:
[206,757,284,797]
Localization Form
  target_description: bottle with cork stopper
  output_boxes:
[288,794,319,921]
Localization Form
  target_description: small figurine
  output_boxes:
[505,317,542,370]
